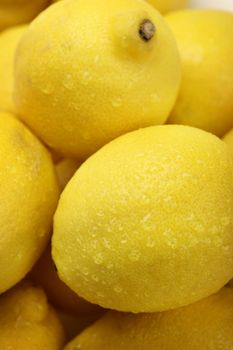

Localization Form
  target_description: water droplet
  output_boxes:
[41,83,54,95]
[141,213,151,223]
[128,249,141,262]
[82,71,91,85]
[103,238,111,249]
[195,223,204,233]
[164,196,172,203]
[146,237,155,248]
[91,275,99,282]
[93,253,104,265]
[63,74,74,90]
[97,291,105,298]
[94,55,100,63]
[111,97,122,108]
[82,267,89,276]
[107,262,113,269]
[182,172,192,178]
[151,92,160,103]
[114,285,123,293]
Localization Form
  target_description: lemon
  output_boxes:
[0,281,65,350]
[56,158,81,191]
[0,112,59,294]
[0,24,27,113]
[166,10,233,137]
[65,287,233,350]
[31,245,103,315]
[147,0,187,14]
[0,0,49,31]
[52,125,233,313]
[15,0,181,159]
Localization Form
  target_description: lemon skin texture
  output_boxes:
[56,158,81,191]
[0,0,49,31]
[15,0,181,159]
[53,125,233,313]
[0,24,27,113]
[147,0,187,14]
[0,112,59,294]
[0,281,65,350]
[31,245,103,315]
[65,287,233,350]
[166,10,233,137]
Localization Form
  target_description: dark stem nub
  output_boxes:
[139,19,156,42]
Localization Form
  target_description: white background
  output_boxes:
[189,0,233,11]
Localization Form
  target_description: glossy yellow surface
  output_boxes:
[65,288,233,350]
[31,246,103,315]
[0,24,27,113]
[15,0,181,159]
[0,112,59,294]
[53,125,233,313]
[166,10,233,137]
[0,281,65,350]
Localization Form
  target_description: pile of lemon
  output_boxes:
[0,0,233,349]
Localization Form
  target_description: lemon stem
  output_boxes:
[139,19,156,42]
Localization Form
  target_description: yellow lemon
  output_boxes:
[56,158,81,191]
[147,0,187,14]
[0,281,65,350]
[15,0,181,159]
[0,0,49,31]
[65,287,233,350]
[0,112,59,294]
[52,125,233,313]
[0,24,27,113]
[31,245,103,315]
[166,10,233,137]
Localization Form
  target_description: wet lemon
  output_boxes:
[65,287,233,350]
[0,281,65,350]
[53,125,233,313]
[15,0,181,159]
[0,112,59,294]
[0,24,27,113]
[166,10,233,137]
[31,245,103,315]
